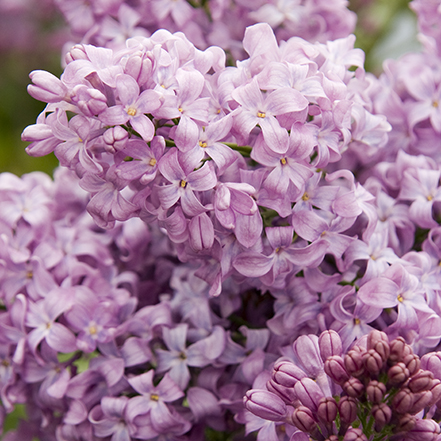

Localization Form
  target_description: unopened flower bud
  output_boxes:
[103,127,129,152]
[409,390,433,415]
[406,418,441,441]
[394,414,416,433]
[403,353,420,375]
[343,377,364,398]
[317,397,338,423]
[243,390,287,421]
[338,396,358,424]
[388,362,410,386]
[428,379,441,406]
[420,352,441,380]
[343,427,368,441]
[345,350,364,377]
[326,436,339,441]
[319,330,342,362]
[392,387,414,414]
[272,360,307,388]
[28,70,68,103]
[367,330,390,362]
[293,378,324,412]
[366,380,387,403]
[325,355,350,385]
[371,403,392,432]
[408,370,434,393]
[266,379,297,404]
[362,349,383,375]
[389,337,412,364]
[65,44,88,64]
[291,405,317,432]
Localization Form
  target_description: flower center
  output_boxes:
[150,393,160,401]
[257,111,266,118]
[199,141,208,148]
[126,107,137,117]
[397,294,404,302]
[302,192,310,201]
[280,157,287,165]
[89,325,97,335]
[180,180,187,188]
[149,158,157,166]
[427,194,433,201]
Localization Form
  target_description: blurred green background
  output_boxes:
[0,0,420,179]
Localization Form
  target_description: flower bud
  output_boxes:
[293,378,324,412]
[243,390,287,421]
[338,396,358,424]
[367,330,390,362]
[345,350,364,377]
[371,403,392,432]
[317,397,338,423]
[428,379,441,406]
[387,362,410,386]
[291,405,317,432]
[342,377,364,398]
[394,414,416,433]
[403,353,420,376]
[420,352,441,380]
[409,390,433,415]
[103,127,129,152]
[266,379,297,404]
[362,349,383,375]
[389,337,412,364]
[408,370,434,393]
[366,380,386,404]
[392,388,414,414]
[272,360,307,388]
[343,427,368,441]
[71,85,108,117]
[325,355,350,385]
[28,70,68,103]
[406,418,441,441]
[319,330,342,362]
[325,436,339,441]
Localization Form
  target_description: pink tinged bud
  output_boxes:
[272,360,307,387]
[324,355,350,385]
[410,390,433,415]
[345,350,364,377]
[338,396,358,424]
[65,44,88,63]
[319,330,342,362]
[403,353,421,376]
[317,397,338,423]
[326,436,339,441]
[343,378,364,398]
[343,427,368,441]
[366,380,386,404]
[394,414,416,433]
[408,370,434,393]
[266,379,297,404]
[387,362,410,386]
[407,418,441,441]
[293,378,325,412]
[103,127,129,152]
[421,352,441,380]
[371,403,392,432]
[291,405,317,433]
[392,388,414,414]
[28,70,68,103]
[389,337,412,364]
[362,349,383,375]
[367,330,390,362]
[243,389,288,421]
[428,379,441,405]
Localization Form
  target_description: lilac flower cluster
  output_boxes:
[244,329,441,441]
[52,0,356,56]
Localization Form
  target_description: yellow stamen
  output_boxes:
[199,141,208,148]
[178,107,183,113]
[427,195,433,201]
[354,318,361,325]
[180,180,187,188]
[257,111,266,118]
[280,157,287,165]
[89,325,97,335]
[302,192,310,201]
[126,107,137,117]
[150,393,159,401]
[149,158,157,166]
[433,100,439,108]
[397,294,404,302]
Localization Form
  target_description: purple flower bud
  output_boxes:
[403,353,421,376]
[343,377,364,398]
[293,378,324,412]
[343,427,368,441]
[406,418,441,441]
[366,380,386,404]
[367,330,390,362]
[428,379,441,406]
[408,370,434,393]
[387,362,410,386]
[325,355,350,385]
[409,390,433,415]
[28,70,68,103]
[319,330,342,362]
[371,403,392,432]
[394,414,416,433]
[392,388,414,414]
[326,436,339,441]
[345,350,364,377]
[65,44,88,64]
[272,360,307,388]
[317,397,338,423]
[243,389,287,421]
[420,352,441,380]
[266,379,298,404]
[338,396,358,424]
[291,405,317,433]
[103,127,129,152]
[389,337,412,364]
[362,349,383,375]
